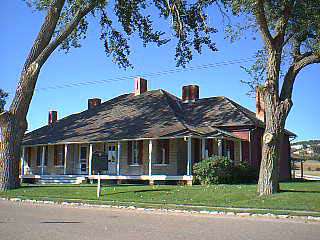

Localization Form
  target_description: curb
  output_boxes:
[2,197,320,223]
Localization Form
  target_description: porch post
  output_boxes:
[148,140,153,176]
[64,144,68,175]
[148,139,154,185]
[21,146,25,176]
[239,141,243,162]
[218,139,223,156]
[41,146,45,175]
[201,138,206,160]
[187,137,192,176]
[88,143,93,176]
[117,141,121,175]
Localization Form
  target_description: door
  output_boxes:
[107,143,117,175]
[79,145,88,174]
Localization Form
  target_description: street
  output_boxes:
[0,200,319,240]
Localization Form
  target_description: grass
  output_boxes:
[1,181,320,216]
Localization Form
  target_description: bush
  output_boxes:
[193,156,258,185]
[231,162,259,184]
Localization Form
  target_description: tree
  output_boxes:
[0,90,8,113]
[0,0,217,190]
[220,0,320,195]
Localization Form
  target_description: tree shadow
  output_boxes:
[40,221,82,224]
[103,188,172,196]
[280,189,320,194]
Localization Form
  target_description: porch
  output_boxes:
[21,135,244,184]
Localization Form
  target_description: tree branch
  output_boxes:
[274,1,294,47]
[10,0,65,116]
[22,0,66,73]
[280,53,320,100]
[254,0,274,49]
[36,1,98,66]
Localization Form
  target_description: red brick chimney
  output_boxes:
[48,110,58,125]
[88,98,101,110]
[134,77,148,96]
[256,87,265,122]
[182,85,199,103]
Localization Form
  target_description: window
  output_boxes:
[128,141,143,165]
[223,140,234,160]
[26,147,32,167]
[79,146,88,173]
[205,139,213,158]
[36,146,48,167]
[80,146,87,160]
[36,146,42,166]
[54,145,65,166]
[132,141,139,165]
[44,146,48,166]
[155,140,169,164]
[108,144,117,162]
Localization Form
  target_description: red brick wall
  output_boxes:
[249,127,264,168]
[279,135,291,180]
[223,126,291,180]
[248,127,291,180]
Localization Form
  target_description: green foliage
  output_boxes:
[221,0,320,92]
[193,156,233,185]
[232,161,259,183]
[193,155,258,185]
[0,89,8,113]
[24,0,218,69]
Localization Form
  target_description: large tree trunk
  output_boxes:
[0,112,27,190]
[257,114,283,195]
[0,0,98,191]
[257,49,290,196]
[257,84,291,196]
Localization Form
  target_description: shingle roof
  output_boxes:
[22,89,295,146]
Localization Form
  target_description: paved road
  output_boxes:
[0,200,319,240]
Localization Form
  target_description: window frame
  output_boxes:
[131,141,139,165]
[154,139,169,165]
[54,145,65,167]
[107,143,117,163]
[44,146,48,166]
[36,146,42,167]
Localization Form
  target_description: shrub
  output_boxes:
[231,162,259,184]
[193,156,233,185]
[193,156,258,185]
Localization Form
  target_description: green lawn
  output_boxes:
[1,181,320,215]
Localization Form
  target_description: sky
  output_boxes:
[1,1,319,141]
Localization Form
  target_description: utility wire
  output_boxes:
[8,56,257,94]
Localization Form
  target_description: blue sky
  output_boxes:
[1,1,319,141]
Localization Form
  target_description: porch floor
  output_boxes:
[20,174,193,181]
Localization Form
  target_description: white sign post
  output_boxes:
[97,173,101,199]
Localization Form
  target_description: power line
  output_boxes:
[8,56,257,94]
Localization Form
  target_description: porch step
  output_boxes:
[38,175,86,185]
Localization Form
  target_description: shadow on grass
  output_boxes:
[19,184,148,189]
[288,179,320,183]
[280,189,320,194]
[102,188,173,197]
